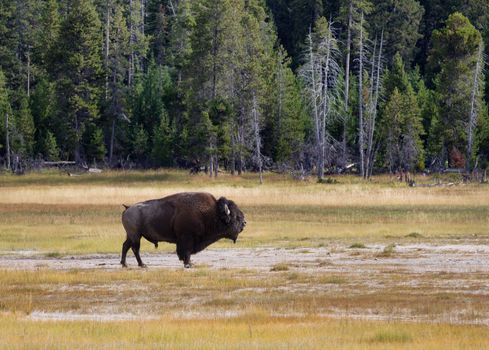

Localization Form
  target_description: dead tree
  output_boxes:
[358,12,365,178]
[5,112,10,170]
[251,92,263,184]
[466,43,484,172]
[300,18,341,181]
[365,30,384,178]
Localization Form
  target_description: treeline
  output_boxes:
[0,0,488,179]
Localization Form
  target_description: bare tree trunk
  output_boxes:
[364,38,376,179]
[26,51,31,97]
[128,0,134,86]
[211,18,218,100]
[318,24,333,180]
[342,0,353,167]
[277,59,284,148]
[105,1,110,100]
[214,157,219,177]
[5,113,10,170]
[230,133,236,175]
[367,30,384,178]
[358,13,365,178]
[252,93,263,184]
[466,43,483,172]
[109,118,115,165]
[168,0,177,16]
[140,0,145,35]
[307,28,321,180]
[209,153,214,178]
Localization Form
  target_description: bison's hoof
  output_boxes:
[121,262,128,268]
[139,263,148,268]
[184,263,192,269]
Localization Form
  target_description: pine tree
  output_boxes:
[36,0,60,75]
[86,127,106,163]
[151,113,173,167]
[132,124,149,164]
[428,12,485,168]
[271,49,308,164]
[30,78,58,159]
[106,3,131,164]
[338,0,373,167]
[0,1,20,90]
[12,93,35,158]
[54,0,104,163]
[0,69,12,167]
[127,0,149,86]
[147,0,169,65]
[383,52,410,97]
[132,60,171,146]
[383,86,424,172]
[41,131,60,161]
[369,0,424,64]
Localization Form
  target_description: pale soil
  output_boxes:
[1,243,488,273]
[2,242,489,324]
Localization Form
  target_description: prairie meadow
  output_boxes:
[1,169,489,349]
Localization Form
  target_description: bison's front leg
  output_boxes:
[176,237,193,268]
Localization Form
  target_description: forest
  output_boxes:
[0,0,488,179]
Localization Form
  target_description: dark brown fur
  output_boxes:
[120,192,246,268]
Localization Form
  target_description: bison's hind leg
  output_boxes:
[131,240,147,268]
[120,239,132,267]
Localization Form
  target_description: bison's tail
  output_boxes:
[122,204,130,210]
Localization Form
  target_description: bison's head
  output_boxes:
[217,197,246,243]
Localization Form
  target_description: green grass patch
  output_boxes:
[270,263,289,272]
[369,330,413,343]
[405,232,424,238]
[349,243,367,249]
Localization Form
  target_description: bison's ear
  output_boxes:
[217,197,231,224]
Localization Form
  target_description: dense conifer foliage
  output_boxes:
[0,0,488,175]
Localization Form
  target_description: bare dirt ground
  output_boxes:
[2,242,489,324]
[1,242,489,273]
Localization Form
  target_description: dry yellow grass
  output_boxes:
[1,313,489,349]
[1,178,488,207]
[1,170,489,348]
[1,170,488,253]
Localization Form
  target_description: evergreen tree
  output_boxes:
[369,0,424,64]
[271,49,308,164]
[132,60,171,144]
[53,0,104,162]
[30,78,58,158]
[0,1,19,90]
[0,69,12,164]
[147,0,169,65]
[86,127,106,163]
[132,124,149,163]
[127,0,149,86]
[12,93,35,158]
[428,12,485,168]
[382,86,424,172]
[383,53,411,97]
[105,3,131,164]
[40,130,60,161]
[151,113,174,167]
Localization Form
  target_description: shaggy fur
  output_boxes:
[120,192,246,268]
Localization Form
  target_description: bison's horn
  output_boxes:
[224,204,230,216]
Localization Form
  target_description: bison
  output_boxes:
[120,192,246,268]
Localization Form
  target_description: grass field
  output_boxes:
[1,169,489,349]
